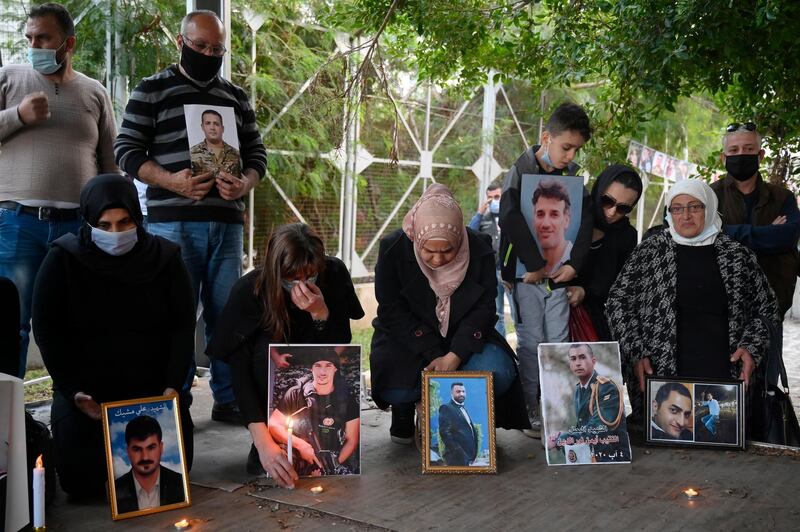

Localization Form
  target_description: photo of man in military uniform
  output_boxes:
[189,109,241,177]
[541,342,631,465]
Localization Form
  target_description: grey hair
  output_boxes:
[722,128,763,150]
[181,10,222,35]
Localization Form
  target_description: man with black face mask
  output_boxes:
[115,10,267,424]
[0,2,118,379]
[711,123,800,317]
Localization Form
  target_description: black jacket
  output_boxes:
[499,145,592,283]
[438,400,478,466]
[370,229,529,429]
[206,257,364,424]
[114,466,186,514]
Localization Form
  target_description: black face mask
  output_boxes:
[725,154,760,182]
[180,44,222,82]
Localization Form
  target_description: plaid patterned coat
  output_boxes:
[607,229,780,382]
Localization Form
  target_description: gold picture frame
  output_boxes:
[421,371,496,474]
[101,395,191,520]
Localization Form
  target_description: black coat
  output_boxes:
[370,229,529,429]
[206,257,365,424]
[438,400,478,466]
[114,465,186,514]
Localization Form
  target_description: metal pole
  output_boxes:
[340,37,361,270]
[247,27,257,270]
[479,71,497,203]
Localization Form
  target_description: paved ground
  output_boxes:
[25,316,800,531]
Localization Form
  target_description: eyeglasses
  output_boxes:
[726,122,757,133]
[600,194,634,215]
[182,34,227,57]
[668,203,705,215]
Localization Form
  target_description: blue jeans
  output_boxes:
[495,270,515,337]
[148,221,243,404]
[380,342,517,405]
[702,414,719,435]
[0,207,81,378]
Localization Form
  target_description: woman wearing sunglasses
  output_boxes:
[566,164,643,340]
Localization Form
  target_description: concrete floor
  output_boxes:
[32,378,800,532]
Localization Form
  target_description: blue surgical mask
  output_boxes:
[540,140,554,169]
[489,199,500,214]
[281,275,318,291]
[27,40,67,75]
[90,226,138,256]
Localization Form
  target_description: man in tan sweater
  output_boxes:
[0,2,118,378]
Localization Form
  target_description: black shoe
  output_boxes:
[390,403,415,445]
[212,401,243,424]
[246,443,265,475]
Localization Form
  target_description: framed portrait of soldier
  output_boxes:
[516,174,584,280]
[421,371,497,474]
[645,377,745,450]
[539,342,632,465]
[102,395,190,520]
[269,344,361,477]
[184,104,241,178]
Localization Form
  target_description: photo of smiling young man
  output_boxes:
[532,180,574,276]
[649,382,694,441]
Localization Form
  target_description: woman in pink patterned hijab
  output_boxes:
[370,183,530,445]
[402,184,470,337]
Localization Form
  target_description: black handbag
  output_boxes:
[747,317,800,446]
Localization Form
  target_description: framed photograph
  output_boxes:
[102,395,190,520]
[645,377,745,450]
[539,342,632,465]
[516,174,584,278]
[184,104,241,177]
[269,344,361,476]
[421,371,496,474]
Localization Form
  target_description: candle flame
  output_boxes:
[684,488,698,497]
[310,485,324,493]
[287,416,293,430]
[35,455,43,468]
[175,519,190,527]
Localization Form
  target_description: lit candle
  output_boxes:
[174,519,191,530]
[310,486,324,494]
[286,416,294,465]
[684,488,698,499]
[33,455,45,530]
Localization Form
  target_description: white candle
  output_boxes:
[33,454,45,529]
[287,417,293,465]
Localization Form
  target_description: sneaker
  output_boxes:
[522,419,542,439]
[390,403,415,445]
[246,443,265,476]
[212,401,243,424]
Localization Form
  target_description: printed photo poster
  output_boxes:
[539,342,632,466]
[646,379,744,449]
[269,344,362,477]
[184,104,241,177]
[102,396,190,520]
[516,174,584,278]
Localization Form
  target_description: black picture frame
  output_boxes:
[644,377,745,450]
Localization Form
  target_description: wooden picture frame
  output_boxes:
[101,395,191,520]
[421,371,496,474]
[644,377,745,450]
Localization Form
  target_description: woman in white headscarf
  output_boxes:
[606,179,779,422]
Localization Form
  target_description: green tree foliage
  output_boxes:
[336,0,800,188]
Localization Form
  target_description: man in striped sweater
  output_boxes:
[114,10,267,424]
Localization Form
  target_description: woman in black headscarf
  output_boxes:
[32,174,196,499]
[566,164,643,340]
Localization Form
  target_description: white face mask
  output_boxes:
[90,226,138,256]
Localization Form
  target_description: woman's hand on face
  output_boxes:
[731,347,755,387]
[424,352,461,372]
[257,439,298,489]
[290,281,329,321]
[634,357,653,393]
[566,286,585,307]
